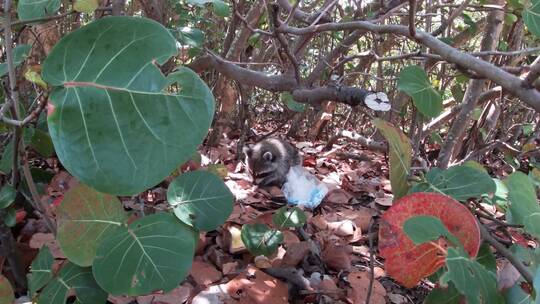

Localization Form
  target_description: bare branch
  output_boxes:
[431,0,472,37]
[277,21,540,112]
[408,0,416,38]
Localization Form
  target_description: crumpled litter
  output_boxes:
[282,166,328,209]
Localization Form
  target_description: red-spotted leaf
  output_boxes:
[378,192,480,288]
[57,183,128,266]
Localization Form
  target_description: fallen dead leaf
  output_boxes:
[254,255,272,269]
[223,224,246,254]
[190,260,222,287]
[498,260,521,291]
[192,284,231,304]
[108,295,136,304]
[225,265,289,303]
[325,189,352,205]
[322,242,352,271]
[317,277,341,298]
[282,241,310,267]
[136,285,192,304]
[375,196,393,207]
[347,271,386,304]
[222,262,238,276]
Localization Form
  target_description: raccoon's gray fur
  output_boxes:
[243,138,302,187]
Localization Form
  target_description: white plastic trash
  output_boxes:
[282,166,328,209]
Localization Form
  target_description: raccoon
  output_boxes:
[242,138,302,187]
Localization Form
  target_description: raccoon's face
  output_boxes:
[243,145,279,184]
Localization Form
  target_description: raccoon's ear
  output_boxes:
[242,145,253,157]
[263,151,273,161]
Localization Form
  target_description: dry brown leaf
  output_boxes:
[190,260,223,287]
[225,265,289,304]
[136,285,192,304]
[322,243,352,271]
[222,224,246,254]
[317,278,341,298]
[222,262,238,276]
[374,196,393,207]
[347,271,386,304]
[497,260,521,291]
[282,241,310,267]
[254,256,272,269]
[327,220,357,237]
[282,230,300,245]
[325,189,352,205]
[107,295,136,304]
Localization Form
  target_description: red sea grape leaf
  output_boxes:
[378,192,480,288]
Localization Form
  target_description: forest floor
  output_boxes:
[13,130,434,304]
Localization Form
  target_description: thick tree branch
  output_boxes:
[277,20,540,112]
[438,0,504,168]
[190,53,296,91]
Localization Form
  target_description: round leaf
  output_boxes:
[403,215,460,246]
[281,92,306,112]
[17,0,60,21]
[397,65,442,117]
[212,0,230,17]
[28,246,54,296]
[73,0,99,13]
[42,17,214,195]
[178,27,205,49]
[505,171,540,226]
[0,185,16,209]
[378,192,480,288]
[410,165,496,201]
[524,0,540,38]
[30,129,54,157]
[167,170,233,231]
[445,247,504,304]
[92,213,196,296]
[57,183,128,266]
[272,206,306,228]
[0,44,31,77]
[241,223,283,257]
[0,276,14,304]
[2,207,16,227]
[39,262,107,304]
[373,118,411,199]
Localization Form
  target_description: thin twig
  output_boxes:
[21,151,56,234]
[309,0,338,26]
[522,56,540,88]
[408,0,416,38]
[284,0,300,25]
[234,9,272,36]
[479,223,533,285]
[431,0,472,37]
[0,93,47,127]
[365,218,375,304]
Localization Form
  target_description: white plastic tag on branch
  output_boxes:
[364,92,391,111]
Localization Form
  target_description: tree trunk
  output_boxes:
[437,0,505,168]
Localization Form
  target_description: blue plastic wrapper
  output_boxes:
[282,166,328,209]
